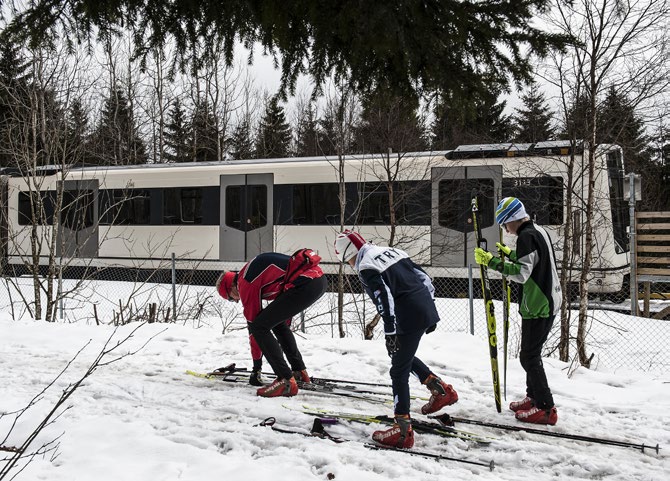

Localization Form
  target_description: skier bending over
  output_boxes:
[334,230,459,448]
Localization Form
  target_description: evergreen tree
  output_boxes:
[228,117,255,160]
[255,95,291,158]
[432,89,513,149]
[189,101,219,162]
[66,99,89,163]
[0,33,30,167]
[353,88,427,154]
[294,102,321,157]
[91,86,147,165]
[164,98,190,162]
[513,82,555,143]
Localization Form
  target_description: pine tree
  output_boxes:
[513,83,555,143]
[66,99,89,163]
[91,86,147,165]
[294,102,321,157]
[164,98,190,162]
[255,95,292,158]
[190,101,219,162]
[353,88,427,154]
[432,89,513,150]
[228,117,255,160]
[0,33,31,168]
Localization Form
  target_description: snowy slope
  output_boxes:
[1,319,669,481]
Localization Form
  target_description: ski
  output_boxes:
[204,364,429,400]
[288,405,493,445]
[185,369,391,404]
[212,363,394,389]
[472,193,502,413]
[499,225,511,401]
[258,416,495,471]
[431,413,660,454]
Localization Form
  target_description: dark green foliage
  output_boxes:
[353,88,427,154]
[432,89,513,150]
[0,33,31,168]
[5,1,568,99]
[164,98,190,162]
[228,117,255,160]
[255,95,291,158]
[513,83,555,143]
[294,102,321,157]
[90,86,147,165]
[66,99,89,162]
[190,102,220,162]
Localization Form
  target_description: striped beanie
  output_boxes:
[495,197,528,225]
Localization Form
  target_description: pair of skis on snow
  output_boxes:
[186,365,661,453]
[471,193,510,414]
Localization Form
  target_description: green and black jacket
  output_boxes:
[489,221,562,319]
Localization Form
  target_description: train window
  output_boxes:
[61,190,95,229]
[502,176,563,226]
[99,189,150,225]
[163,188,203,225]
[357,183,389,224]
[247,185,267,230]
[180,188,203,224]
[438,178,495,231]
[292,183,341,225]
[225,185,267,231]
[225,186,243,230]
[395,181,431,225]
[18,191,56,225]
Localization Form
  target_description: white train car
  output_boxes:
[1,140,630,293]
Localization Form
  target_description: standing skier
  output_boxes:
[474,197,561,425]
[216,249,326,397]
[334,230,458,448]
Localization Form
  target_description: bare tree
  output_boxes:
[0,323,163,480]
[544,0,670,367]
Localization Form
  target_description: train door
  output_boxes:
[57,179,99,257]
[431,166,501,267]
[219,173,273,261]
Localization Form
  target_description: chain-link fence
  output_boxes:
[1,257,668,373]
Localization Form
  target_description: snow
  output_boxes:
[1,315,669,481]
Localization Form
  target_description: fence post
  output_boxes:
[468,263,474,335]
[58,256,63,320]
[171,253,177,322]
[628,172,638,316]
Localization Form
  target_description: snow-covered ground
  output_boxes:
[1,317,669,481]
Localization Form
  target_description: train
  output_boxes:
[0,140,630,294]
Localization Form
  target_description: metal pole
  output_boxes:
[58,257,63,320]
[628,172,637,315]
[171,253,177,322]
[468,263,474,335]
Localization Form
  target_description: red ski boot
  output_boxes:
[372,414,414,449]
[421,374,458,415]
[256,377,299,398]
[292,370,311,383]
[515,406,558,425]
[509,396,534,412]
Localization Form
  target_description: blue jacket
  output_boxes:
[354,244,439,335]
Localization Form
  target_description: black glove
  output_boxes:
[249,368,263,386]
[385,334,400,357]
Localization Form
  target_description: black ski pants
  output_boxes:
[247,276,327,380]
[520,316,555,409]
[389,328,433,416]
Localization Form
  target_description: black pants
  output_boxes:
[247,276,327,379]
[389,328,433,416]
[520,316,555,409]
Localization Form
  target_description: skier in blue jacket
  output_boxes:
[334,230,458,448]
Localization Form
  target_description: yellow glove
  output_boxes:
[474,247,493,266]
[496,242,511,256]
